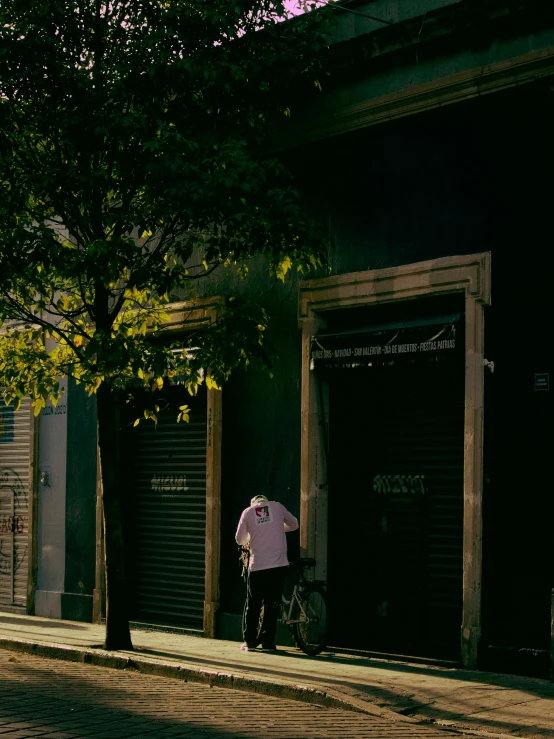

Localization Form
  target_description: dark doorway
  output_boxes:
[325,301,465,660]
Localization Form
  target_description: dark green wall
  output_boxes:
[210,81,554,669]
[197,269,303,617]
[62,379,98,622]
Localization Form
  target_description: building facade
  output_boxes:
[3,0,553,678]
[211,0,554,675]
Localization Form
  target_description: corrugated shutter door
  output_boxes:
[0,398,32,609]
[371,386,464,657]
[328,359,464,659]
[126,388,207,630]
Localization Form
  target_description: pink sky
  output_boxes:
[285,0,326,15]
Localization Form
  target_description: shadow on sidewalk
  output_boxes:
[126,641,554,734]
[0,615,88,630]
[132,641,554,699]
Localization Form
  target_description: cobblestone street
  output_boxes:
[0,650,453,739]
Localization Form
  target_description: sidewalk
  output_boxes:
[1,612,553,739]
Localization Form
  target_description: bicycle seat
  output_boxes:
[296,557,316,568]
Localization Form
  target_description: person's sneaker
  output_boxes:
[240,642,257,651]
[259,644,277,653]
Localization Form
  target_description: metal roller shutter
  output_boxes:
[0,398,32,609]
[125,387,207,630]
[327,359,464,660]
[368,372,464,657]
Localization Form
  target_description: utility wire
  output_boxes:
[316,0,395,26]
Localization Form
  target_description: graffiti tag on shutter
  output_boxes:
[372,474,427,495]
[151,474,189,495]
[0,468,28,576]
[0,516,25,535]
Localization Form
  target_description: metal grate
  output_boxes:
[124,388,207,630]
[0,398,32,609]
[327,358,464,660]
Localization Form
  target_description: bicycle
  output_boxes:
[239,547,328,656]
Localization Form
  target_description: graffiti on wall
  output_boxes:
[151,474,189,495]
[0,468,28,578]
[372,474,427,496]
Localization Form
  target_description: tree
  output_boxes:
[0,0,331,649]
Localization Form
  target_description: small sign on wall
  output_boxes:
[534,373,550,391]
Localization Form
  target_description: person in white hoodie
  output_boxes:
[235,494,299,652]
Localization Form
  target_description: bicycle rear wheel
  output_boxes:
[293,586,328,656]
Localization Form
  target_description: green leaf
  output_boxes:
[0,0,331,453]
[275,256,292,282]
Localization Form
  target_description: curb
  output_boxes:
[427,722,521,739]
[0,636,414,723]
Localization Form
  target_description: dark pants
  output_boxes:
[243,566,288,646]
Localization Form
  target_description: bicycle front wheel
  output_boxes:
[293,586,328,656]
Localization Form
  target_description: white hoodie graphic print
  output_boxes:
[235,501,299,571]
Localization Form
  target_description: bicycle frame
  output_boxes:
[238,547,325,631]
[280,583,321,626]
[280,587,302,625]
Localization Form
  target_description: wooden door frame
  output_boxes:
[162,297,224,638]
[26,405,40,614]
[93,296,224,638]
[298,253,491,668]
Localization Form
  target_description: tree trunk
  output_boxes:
[97,382,133,651]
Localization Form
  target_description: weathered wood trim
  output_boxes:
[287,46,554,146]
[299,252,491,668]
[461,296,485,669]
[93,443,104,624]
[26,405,40,614]
[92,296,225,633]
[160,296,226,334]
[551,589,554,680]
[300,313,328,581]
[204,385,222,638]
[300,254,490,316]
